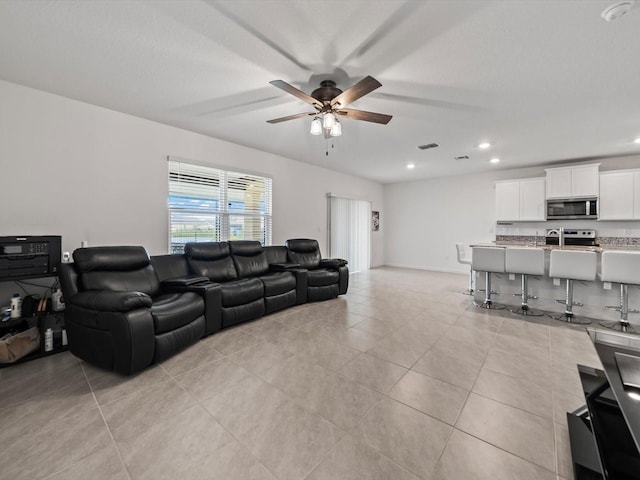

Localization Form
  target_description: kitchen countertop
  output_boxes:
[471,243,640,252]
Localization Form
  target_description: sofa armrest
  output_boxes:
[269,262,301,272]
[319,258,348,269]
[70,290,152,312]
[160,275,210,287]
[160,282,223,336]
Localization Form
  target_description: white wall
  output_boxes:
[384,156,640,274]
[0,80,383,302]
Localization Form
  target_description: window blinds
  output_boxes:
[168,160,272,252]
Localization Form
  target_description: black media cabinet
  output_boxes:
[568,329,640,480]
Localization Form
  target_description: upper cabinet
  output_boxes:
[496,178,545,221]
[599,170,640,220]
[545,164,600,199]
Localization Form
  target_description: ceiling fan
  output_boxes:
[266,76,392,137]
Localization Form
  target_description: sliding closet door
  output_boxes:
[329,196,371,273]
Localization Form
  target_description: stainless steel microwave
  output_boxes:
[546,197,598,220]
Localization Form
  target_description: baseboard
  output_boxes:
[377,263,467,275]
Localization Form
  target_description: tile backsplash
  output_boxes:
[496,225,640,246]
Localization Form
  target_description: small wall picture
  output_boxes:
[372,211,380,231]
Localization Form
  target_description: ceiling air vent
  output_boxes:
[417,143,439,150]
[454,155,470,160]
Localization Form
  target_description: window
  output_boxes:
[168,159,272,253]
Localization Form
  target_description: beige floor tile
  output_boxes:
[493,332,551,359]
[456,393,556,471]
[202,374,289,437]
[433,429,556,480]
[455,311,505,333]
[262,355,381,431]
[430,333,490,364]
[352,317,400,337]
[353,397,452,479]
[0,405,113,480]
[239,402,343,480]
[85,363,172,406]
[366,326,436,368]
[339,352,408,393]
[0,352,84,409]
[0,380,94,442]
[483,348,552,389]
[307,434,421,480]
[227,340,295,375]
[552,387,585,426]
[442,324,498,349]
[498,317,551,345]
[174,356,253,401]
[182,440,277,480]
[46,444,128,480]
[473,368,553,419]
[159,340,224,376]
[389,370,469,425]
[555,422,573,479]
[201,326,263,355]
[412,348,482,390]
[118,404,234,480]
[320,326,382,352]
[102,378,197,443]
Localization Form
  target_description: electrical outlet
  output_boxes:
[603,282,612,290]
[553,278,561,286]
[509,273,515,281]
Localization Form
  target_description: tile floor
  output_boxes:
[0,267,602,480]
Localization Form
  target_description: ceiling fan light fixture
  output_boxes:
[323,112,336,129]
[478,142,491,149]
[310,117,323,135]
[330,121,342,137]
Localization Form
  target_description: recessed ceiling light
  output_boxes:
[407,163,415,169]
[634,137,640,144]
[490,158,500,164]
[478,142,491,149]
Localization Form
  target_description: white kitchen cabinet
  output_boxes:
[635,171,640,219]
[599,169,640,220]
[496,181,520,221]
[496,178,545,221]
[599,171,634,220]
[545,164,600,199]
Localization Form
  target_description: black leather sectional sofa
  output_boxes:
[58,239,348,375]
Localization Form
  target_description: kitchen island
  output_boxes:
[469,243,640,323]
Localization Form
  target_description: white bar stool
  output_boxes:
[549,249,597,324]
[456,243,474,296]
[505,247,545,316]
[599,251,640,333]
[472,246,505,310]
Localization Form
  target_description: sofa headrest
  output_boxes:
[184,242,230,260]
[73,246,150,272]
[229,241,263,257]
[285,239,319,254]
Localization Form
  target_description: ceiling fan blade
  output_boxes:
[331,76,382,108]
[266,112,316,124]
[336,108,392,125]
[269,80,322,107]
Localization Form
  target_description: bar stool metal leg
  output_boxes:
[474,271,505,310]
[600,284,638,333]
[550,279,591,325]
[460,266,475,296]
[510,273,543,316]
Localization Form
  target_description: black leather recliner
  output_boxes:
[230,241,304,312]
[184,242,265,327]
[58,246,206,375]
[285,238,349,302]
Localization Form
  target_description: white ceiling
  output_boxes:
[0,0,639,183]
